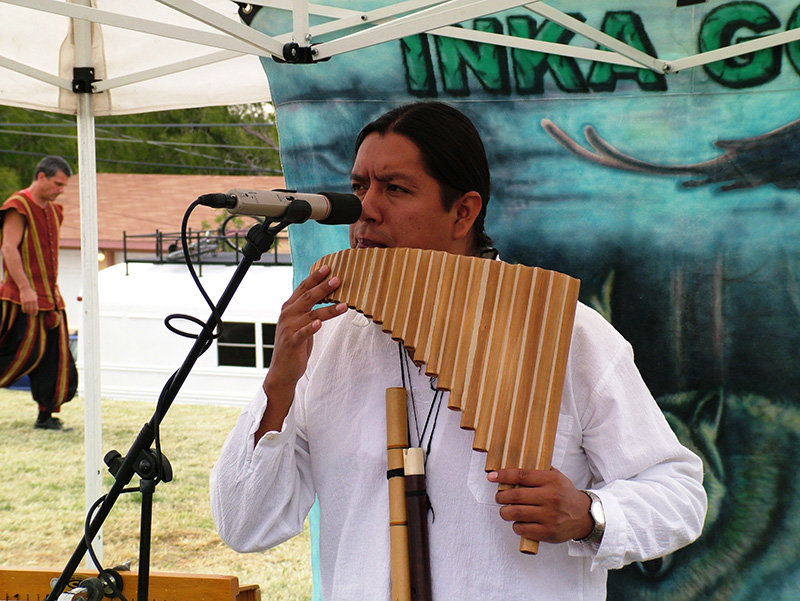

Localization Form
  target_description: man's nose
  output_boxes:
[359,187,382,221]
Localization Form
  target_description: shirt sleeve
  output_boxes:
[565,306,708,570]
[0,196,26,222]
[209,377,316,553]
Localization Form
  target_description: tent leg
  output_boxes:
[74,6,104,567]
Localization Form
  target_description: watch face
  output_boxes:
[574,491,605,544]
[591,498,605,525]
[584,491,605,544]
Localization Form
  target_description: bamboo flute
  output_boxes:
[403,447,432,601]
[386,387,411,601]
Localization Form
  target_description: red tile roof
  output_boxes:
[58,173,286,251]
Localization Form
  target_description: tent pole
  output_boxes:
[73,4,104,567]
[292,0,310,44]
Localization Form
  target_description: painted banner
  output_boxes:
[248,2,800,599]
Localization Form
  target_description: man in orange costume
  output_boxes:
[0,156,78,430]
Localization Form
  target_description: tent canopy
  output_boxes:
[0,0,271,114]
[4,0,800,117]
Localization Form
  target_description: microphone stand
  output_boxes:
[46,203,311,601]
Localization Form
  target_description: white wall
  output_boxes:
[76,261,293,406]
[58,249,83,330]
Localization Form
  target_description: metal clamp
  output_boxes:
[72,67,99,94]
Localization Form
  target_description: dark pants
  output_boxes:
[0,300,78,413]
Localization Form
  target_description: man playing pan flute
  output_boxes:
[211,102,706,600]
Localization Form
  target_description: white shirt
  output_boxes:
[211,303,706,600]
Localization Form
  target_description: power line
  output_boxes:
[90,121,278,167]
[0,149,282,174]
[101,122,276,128]
[94,156,280,173]
[94,156,281,173]
[0,108,280,171]
[0,130,272,165]
[0,128,276,151]
[0,122,275,128]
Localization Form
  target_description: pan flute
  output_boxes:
[311,247,580,553]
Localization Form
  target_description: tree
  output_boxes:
[0,167,21,199]
[0,103,282,199]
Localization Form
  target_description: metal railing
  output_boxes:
[121,222,291,275]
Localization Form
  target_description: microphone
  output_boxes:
[197,189,361,224]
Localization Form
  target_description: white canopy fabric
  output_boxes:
[3,0,800,573]
[0,0,270,114]
[7,0,800,115]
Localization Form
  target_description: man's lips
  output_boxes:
[354,237,388,249]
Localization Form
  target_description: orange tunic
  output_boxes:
[0,190,65,312]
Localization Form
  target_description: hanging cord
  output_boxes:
[83,201,230,587]
[397,341,443,523]
[397,341,419,444]
[422,386,443,461]
[398,341,444,457]
[421,391,443,461]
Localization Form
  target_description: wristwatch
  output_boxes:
[576,490,605,544]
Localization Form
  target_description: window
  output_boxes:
[217,321,255,367]
[262,323,276,367]
[217,321,278,368]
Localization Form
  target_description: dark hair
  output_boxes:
[355,101,493,252]
[34,156,72,179]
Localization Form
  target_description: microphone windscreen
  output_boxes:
[317,192,362,225]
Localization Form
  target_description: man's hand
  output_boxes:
[488,468,593,544]
[255,265,347,441]
[19,286,39,315]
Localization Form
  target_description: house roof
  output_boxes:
[58,173,286,251]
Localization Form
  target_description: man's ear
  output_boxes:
[451,191,483,241]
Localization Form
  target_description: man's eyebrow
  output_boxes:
[351,170,417,183]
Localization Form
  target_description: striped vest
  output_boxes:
[0,191,65,311]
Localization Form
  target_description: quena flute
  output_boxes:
[386,388,411,601]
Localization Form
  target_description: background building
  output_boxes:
[56,173,293,405]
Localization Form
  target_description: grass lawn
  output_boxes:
[0,388,312,601]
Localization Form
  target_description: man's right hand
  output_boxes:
[255,265,347,441]
[20,287,39,315]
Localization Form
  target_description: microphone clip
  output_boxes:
[280,199,314,224]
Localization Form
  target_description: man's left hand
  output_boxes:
[488,468,593,544]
